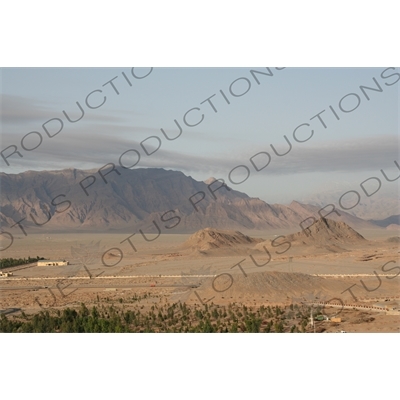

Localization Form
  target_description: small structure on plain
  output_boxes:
[37,260,69,267]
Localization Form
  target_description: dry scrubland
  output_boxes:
[1,220,399,332]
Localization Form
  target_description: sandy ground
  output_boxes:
[1,229,399,332]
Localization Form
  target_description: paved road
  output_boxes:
[1,273,397,282]
[311,274,398,277]
[306,301,391,313]
[0,283,199,291]
[0,274,216,281]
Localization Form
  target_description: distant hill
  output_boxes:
[285,217,366,245]
[0,168,378,233]
[386,224,400,231]
[369,214,400,228]
[288,201,375,230]
[252,217,368,253]
[182,228,263,252]
[386,236,400,243]
[301,189,400,220]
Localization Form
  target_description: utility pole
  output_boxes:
[310,306,315,333]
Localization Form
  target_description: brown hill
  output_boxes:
[386,236,400,243]
[194,270,399,304]
[182,228,263,252]
[386,224,400,231]
[254,217,367,254]
[194,271,351,303]
[286,217,366,250]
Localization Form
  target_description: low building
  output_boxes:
[37,260,69,267]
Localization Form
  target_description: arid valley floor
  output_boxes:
[1,220,399,332]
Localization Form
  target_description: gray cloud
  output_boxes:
[0,125,398,180]
[0,94,137,129]
[240,135,399,175]
[0,95,54,123]
[142,135,399,178]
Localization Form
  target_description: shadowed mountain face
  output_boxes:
[0,167,378,233]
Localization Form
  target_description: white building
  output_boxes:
[37,260,69,267]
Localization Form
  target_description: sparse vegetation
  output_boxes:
[0,256,45,269]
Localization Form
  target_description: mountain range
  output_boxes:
[0,167,388,233]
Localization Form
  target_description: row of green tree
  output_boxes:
[0,301,319,333]
[0,256,45,269]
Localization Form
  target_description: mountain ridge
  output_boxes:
[0,167,379,233]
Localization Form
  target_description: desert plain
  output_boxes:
[1,220,399,333]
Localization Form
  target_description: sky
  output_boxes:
[1,67,399,204]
